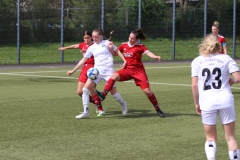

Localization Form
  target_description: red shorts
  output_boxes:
[117,66,149,89]
[78,63,94,83]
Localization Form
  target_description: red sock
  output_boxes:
[148,93,160,110]
[89,95,95,104]
[103,78,115,96]
[93,94,103,111]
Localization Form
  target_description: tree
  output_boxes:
[180,0,188,11]
[0,0,17,43]
[116,0,168,37]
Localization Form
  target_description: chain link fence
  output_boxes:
[0,1,239,65]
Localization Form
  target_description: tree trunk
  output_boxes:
[180,0,188,12]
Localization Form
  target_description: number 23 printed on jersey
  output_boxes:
[202,67,222,90]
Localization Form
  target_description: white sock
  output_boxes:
[112,92,124,105]
[229,149,240,160]
[82,88,89,113]
[205,140,216,160]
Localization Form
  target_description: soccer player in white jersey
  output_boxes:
[67,28,127,119]
[191,33,240,160]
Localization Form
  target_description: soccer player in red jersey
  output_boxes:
[58,30,104,115]
[212,21,228,54]
[95,28,165,118]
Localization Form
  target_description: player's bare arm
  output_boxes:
[230,71,240,85]
[191,76,201,114]
[108,41,118,56]
[145,51,161,62]
[58,44,79,51]
[117,50,127,69]
[223,46,228,54]
[67,57,88,76]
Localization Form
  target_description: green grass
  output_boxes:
[1,37,240,65]
[1,62,240,159]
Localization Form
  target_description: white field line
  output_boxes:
[144,66,190,69]
[2,70,70,74]
[0,72,76,79]
[0,65,190,74]
[1,65,240,90]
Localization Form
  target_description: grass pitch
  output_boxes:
[1,62,240,160]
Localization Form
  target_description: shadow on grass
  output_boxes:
[99,109,200,119]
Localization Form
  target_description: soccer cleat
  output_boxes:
[94,89,106,101]
[75,112,89,119]
[96,109,99,114]
[156,109,165,118]
[95,105,99,114]
[121,101,128,116]
[97,110,106,117]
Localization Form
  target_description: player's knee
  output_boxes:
[111,73,120,81]
[77,90,83,96]
[82,88,89,94]
[144,90,152,97]
[110,87,117,95]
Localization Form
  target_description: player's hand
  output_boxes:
[81,50,86,54]
[195,104,201,115]
[156,56,161,62]
[108,41,114,49]
[229,78,235,86]
[58,47,65,51]
[120,61,127,69]
[67,70,74,76]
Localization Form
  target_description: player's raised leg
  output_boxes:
[95,72,121,101]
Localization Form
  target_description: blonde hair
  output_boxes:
[212,21,219,29]
[198,33,221,56]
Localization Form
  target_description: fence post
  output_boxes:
[204,0,207,37]
[101,0,104,31]
[17,0,21,65]
[60,0,65,63]
[172,0,176,60]
[232,0,236,58]
[138,0,141,43]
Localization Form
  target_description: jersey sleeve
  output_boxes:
[113,45,117,51]
[78,42,84,50]
[84,46,93,58]
[227,56,239,73]
[141,44,149,54]
[222,38,227,47]
[191,58,199,77]
[107,40,117,51]
[118,44,123,52]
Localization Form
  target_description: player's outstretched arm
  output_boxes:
[145,51,161,62]
[67,57,88,76]
[58,44,79,51]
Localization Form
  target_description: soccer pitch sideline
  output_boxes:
[1,62,240,160]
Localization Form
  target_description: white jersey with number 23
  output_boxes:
[191,54,239,111]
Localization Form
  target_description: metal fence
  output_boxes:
[0,0,239,65]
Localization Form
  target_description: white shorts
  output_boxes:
[201,106,236,125]
[91,72,116,88]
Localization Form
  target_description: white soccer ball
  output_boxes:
[87,67,99,80]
